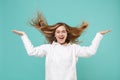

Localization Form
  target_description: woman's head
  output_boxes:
[53,23,70,44]
[30,12,88,44]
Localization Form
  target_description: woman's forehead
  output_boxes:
[56,26,66,31]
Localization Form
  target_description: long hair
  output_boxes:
[30,12,88,44]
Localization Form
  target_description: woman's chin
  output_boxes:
[59,42,66,45]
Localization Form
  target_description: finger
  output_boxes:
[107,30,112,32]
[12,30,17,33]
[12,30,22,34]
[106,30,112,33]
[12,30,18,33]
[12,30,23,35]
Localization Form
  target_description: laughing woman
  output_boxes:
[12,13,111,80]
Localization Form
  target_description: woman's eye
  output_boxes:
[56,31,60,33]
[62,30,66,33]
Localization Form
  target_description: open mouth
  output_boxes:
[58,37,64,40]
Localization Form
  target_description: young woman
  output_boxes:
[12,13,111,80]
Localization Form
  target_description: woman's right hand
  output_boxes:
[12,30,25,36]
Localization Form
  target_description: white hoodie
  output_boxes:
[21,33,103,80]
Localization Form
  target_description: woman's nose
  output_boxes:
[59,32,63,35]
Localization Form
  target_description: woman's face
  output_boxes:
[55,26,67,44]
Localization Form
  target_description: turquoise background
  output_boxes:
[0,0,120,80]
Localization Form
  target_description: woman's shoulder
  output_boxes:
[36,44,52,50]
[40,43,52,47]
[70,43,81,47]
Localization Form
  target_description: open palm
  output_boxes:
[99,30,111,35]
[12,30,25,36]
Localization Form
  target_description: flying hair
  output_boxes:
[30,12,88,44]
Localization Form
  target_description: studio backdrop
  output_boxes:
[0,0,120,80]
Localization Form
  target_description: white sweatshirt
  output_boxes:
[21,33,103,80]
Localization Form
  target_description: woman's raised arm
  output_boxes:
[12,30,48,57]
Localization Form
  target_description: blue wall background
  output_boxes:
[0,0,120,80]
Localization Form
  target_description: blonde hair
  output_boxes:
[30,12,88,44]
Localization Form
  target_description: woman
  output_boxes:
[12,13,111,80]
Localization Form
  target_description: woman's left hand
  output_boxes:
[99,30,111,35]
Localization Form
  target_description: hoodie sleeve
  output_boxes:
[76,33,103,58]
[21,33,49,57]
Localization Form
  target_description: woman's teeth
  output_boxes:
[59,37,64,39]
